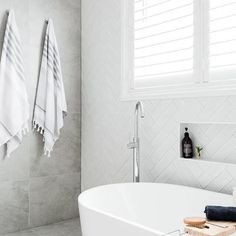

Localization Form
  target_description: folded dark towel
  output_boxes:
[205,206,236,221]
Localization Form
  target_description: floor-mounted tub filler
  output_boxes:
[78,183,233,236]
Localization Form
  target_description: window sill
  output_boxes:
[120,81,236,101]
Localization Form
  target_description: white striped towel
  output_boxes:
[0,10,29,158]
[33,19,67,157]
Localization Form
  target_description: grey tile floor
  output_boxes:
[2,218,82,236]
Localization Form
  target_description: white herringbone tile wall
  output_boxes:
[81,0,236,194]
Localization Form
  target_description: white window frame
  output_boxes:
[121,0,236,100]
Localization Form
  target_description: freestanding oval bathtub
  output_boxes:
[78,183,233,236]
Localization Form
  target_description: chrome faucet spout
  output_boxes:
[128,101,144,183]
[134,101,144,138]
[135,101,144,118]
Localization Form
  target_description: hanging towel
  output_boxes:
[33,19,67,157]
[0,10,29,157]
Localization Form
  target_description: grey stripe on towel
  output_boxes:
[43,34,62,81]
[2,23,25,80]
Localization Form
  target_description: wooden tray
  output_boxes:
[184,221,236,236]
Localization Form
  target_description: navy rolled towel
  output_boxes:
[204,206,236,221]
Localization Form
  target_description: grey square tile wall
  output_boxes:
[29,173,80,227]
[0,0,81,234]
[2,218,81,236]
[0,181,28,235]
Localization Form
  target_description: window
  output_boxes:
[121,0,236,100]
[209,0,236,81]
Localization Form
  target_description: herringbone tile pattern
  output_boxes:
[82,92,236,194]
[82,0,236,194]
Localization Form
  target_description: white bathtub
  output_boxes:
[78,183,233,236]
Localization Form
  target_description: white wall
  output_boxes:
[82,0,236,194]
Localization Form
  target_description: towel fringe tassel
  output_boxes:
[33,121,52,157]
[33,121,44,135]
[20,125,29,137]
[44,149,51,157]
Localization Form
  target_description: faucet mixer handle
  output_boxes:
[127,141,138,149]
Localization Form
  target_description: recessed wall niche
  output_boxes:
[180,122,236,165]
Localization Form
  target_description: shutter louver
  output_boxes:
[134,0,194,83]
[210,0,236,72]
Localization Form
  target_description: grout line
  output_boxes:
[79,0,82,195]
[28,180,31,229]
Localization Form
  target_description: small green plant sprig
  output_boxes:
[195,146,203,158]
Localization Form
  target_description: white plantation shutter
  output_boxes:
[134,0,194,86]
[121,0,236,99]
[209,0,236,80]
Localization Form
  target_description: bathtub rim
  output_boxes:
[79,182,167,235]
[78,182,231,236]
